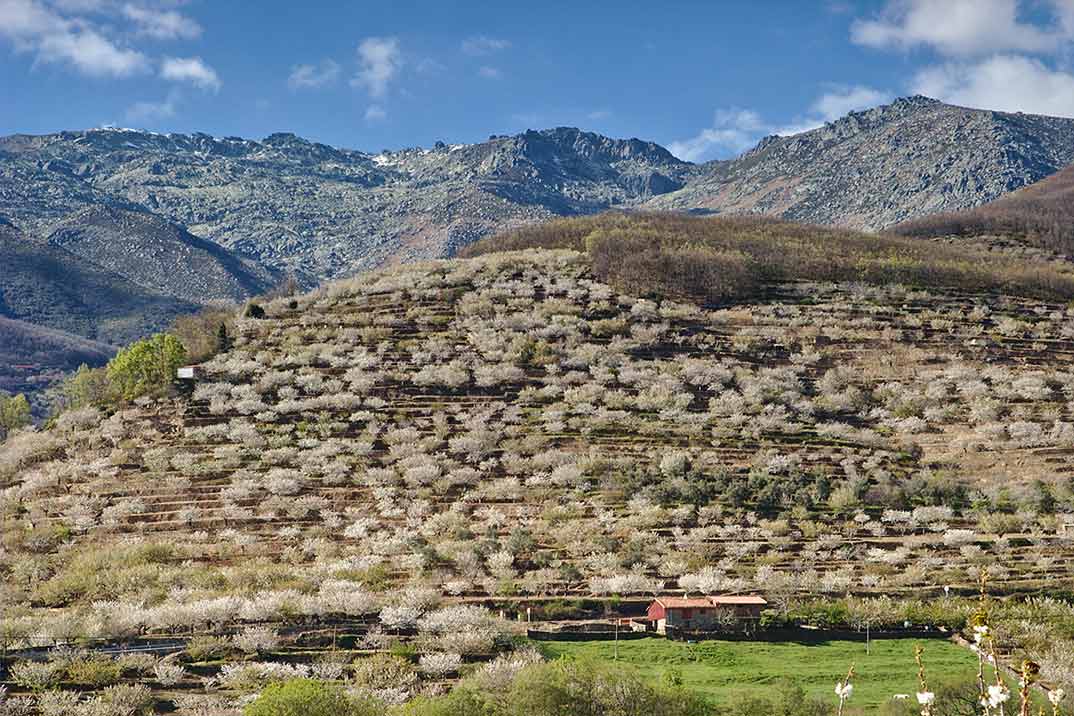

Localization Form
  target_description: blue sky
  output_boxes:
[3,0,1074,161]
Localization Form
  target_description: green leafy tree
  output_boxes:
[0,393,32,436]
[106,333,186,400]
[60,364,112,409]
[243,679,380,716]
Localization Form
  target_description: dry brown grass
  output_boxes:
[461,212,1074,302]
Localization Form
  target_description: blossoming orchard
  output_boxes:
[2,229,1074,714]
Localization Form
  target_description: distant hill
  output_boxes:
[891,162,1074,254]
[0,218,197,403]
[45,206,279,303]
[0,316,114,412]
[0,216,250,403]
[0,126,692,281]
[0,218,196,345]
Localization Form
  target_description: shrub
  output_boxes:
[93,683,153,716]
[10,660,62,691]
[64,652,122,687]
[0,393,31,436]
[243,679,379,716]
[184,635,233,662]
[106,333,187,400]
[233,626,280,654]
[153,660,186,686]
[504,658,707,716]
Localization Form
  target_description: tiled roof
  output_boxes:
[652,595,768,608]
[710,595,767,605]
[654,598,718,608]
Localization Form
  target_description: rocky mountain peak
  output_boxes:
[652,98,1074,230]
[512,127,685,167]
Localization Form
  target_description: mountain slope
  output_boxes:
[891,161,1074,254]
[5,217,1074,702]
[0,316,115,409]
[0,217,196,344]
[45,206,280,302]
[4,97,1074,283]
[648,96,1074,230]
[0,127,692,280]
[3,219,1074,680]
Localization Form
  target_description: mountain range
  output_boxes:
[4,94,1074,404]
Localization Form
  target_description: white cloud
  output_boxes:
[0,0,149,76]
[364,104,386,122]
[462,35,510,55]
[0,0,64,36]
[813,85,890,120]
[351,36,400,98]
[121,3,201,40]
[668,109,769,162]
[851,0,1069,56]
[912,54,1074,116]
[478,65,501,79]
[670,85,892,162]
[848,0,1074,117]
[161,55,220,91]
[37,25,147,75]
[288,58,339,89]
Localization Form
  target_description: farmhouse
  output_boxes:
[647,595,767,634]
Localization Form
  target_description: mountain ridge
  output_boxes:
[5,95,1074,406]
[650,96,1074,228]
[5,96,1074,281]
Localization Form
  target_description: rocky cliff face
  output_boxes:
[648,96,1074,229]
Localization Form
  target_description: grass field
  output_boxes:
[540,637,982,709]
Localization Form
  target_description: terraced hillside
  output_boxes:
[3,216,1074,711]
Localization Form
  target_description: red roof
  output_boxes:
[652,595,767,609]
[710,595,767,606]
[654,598,717,609]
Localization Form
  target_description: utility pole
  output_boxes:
[614,618,620,661]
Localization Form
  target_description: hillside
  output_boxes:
[0,317,115,410]
[892,161,1074,255]
[45,206,280,303]
[3,97,1074,287]
[0,218,196,344]
[2,215,1074,709]
[0,210,279,404]
[650,96,1074,230]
